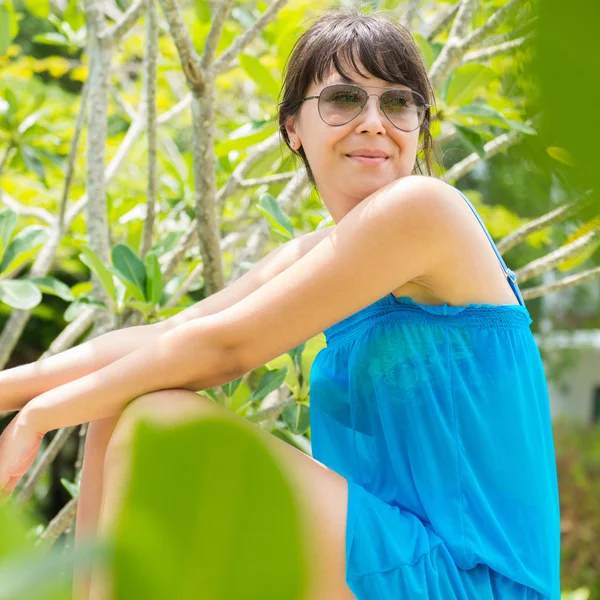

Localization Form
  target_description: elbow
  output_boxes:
[168,318,247,390]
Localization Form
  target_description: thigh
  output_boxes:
[104,390,357,600]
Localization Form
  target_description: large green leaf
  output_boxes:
[248,367,288,403]
[144,252,163,306]
[107,266,145,304]
[413,33,435,71]
[214,121,278,157]
[27,276,74,302]
[454,103,537,134]
[257,193,295,240]
[111,244,147,301]
[282,402,310,435]
[79,246,117,305]
[19,146,47,186]
[453,123,488,158]
[0,225,49,274]
[443,64,497,108]
[239,53,281,102]
[0,279,42,309]
[112,417,309,600]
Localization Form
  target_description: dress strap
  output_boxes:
[453,188,526,308]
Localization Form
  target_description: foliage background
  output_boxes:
[0,0,599,596]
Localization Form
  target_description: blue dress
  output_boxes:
[308,186,561,599]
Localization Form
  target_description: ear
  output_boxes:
[284,115,300,147]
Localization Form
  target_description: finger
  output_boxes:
[5,474,20,496]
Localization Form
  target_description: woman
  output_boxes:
[0,8,560,600]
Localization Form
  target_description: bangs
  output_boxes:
[307,24,415,89]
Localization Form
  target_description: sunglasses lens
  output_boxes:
[319,85,366,125]
[381,90,425,131]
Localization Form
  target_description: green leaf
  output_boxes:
[257,193,294,240]
[547,146,576,166]
[112,418,309,600]
[126,300,154,316]
[0,279,42,309]
[79,246,117,305]
[112,244,147,301]
[107,266,146,303]
[214,121,278,156]
[0,225,49,274]
[64,296,108,322]
[413,33,435,71]
[144,252,163,306]
[60,477,79,498]
[32,32,70,47]
[454,123,488,158]
[23,0,50,18]
[248,367,288,403]
[63,0,85,30]
[20,145,47,186]
[443,64,497,108]
[0,208,18,263]
[454,104,537,135]
[221,377,243,398]
[239,53,281,102]
[27,276,74,301]
[282,402,310,435]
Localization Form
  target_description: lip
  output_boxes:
[346,149,390,158]
[346,155,389,166]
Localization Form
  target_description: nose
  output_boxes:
[354,94,386,134]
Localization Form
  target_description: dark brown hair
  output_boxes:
[278,7,439,190]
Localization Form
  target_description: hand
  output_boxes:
[0,412,45,506]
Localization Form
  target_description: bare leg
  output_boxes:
[72,416,121,600]
[88,390,356,600]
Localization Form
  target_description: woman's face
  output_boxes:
[285,60,422,224]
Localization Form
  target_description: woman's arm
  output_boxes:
[0,227,335,414]
[0,324,161,413]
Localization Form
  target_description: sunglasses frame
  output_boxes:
[300,83,430,132]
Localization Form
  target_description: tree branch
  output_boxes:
[460,33,534,65]
[0,194,54,225]
[35,496,79,550]
[424,2,460,42]
[140,0,159,259]
[401,0,421,32]
[497,190,595,254]
[522,266,600,301]
[515,225,600,283]
[213,0,290,76]
[458,0,522,52]
[200,0,235,70]
[98,0,145,47]
[157,0,205,91]
[428,0,479,88]
[239,171,298,188]
[444,127,526,184]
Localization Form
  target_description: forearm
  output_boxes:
[21,318,240,433]
[0,323,164,413]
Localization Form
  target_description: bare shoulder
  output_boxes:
[196,175,467,375]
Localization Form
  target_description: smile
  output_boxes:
[346,155,389,165]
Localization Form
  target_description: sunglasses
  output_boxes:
[299,83,429,132]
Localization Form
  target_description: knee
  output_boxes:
[103,389,208,468]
